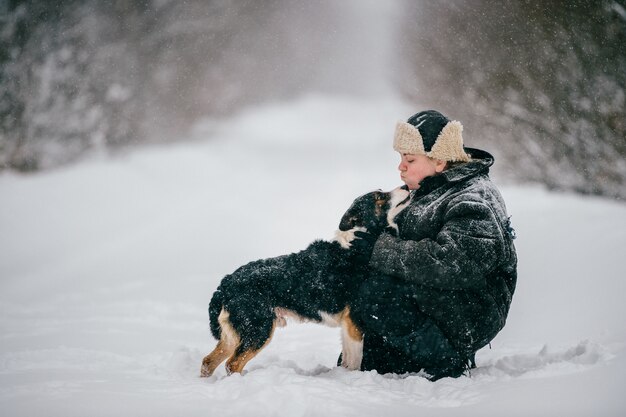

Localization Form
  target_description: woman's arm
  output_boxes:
[369,197,506,290]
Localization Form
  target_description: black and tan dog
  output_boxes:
[200,186,410,377]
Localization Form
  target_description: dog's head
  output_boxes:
[334,186,411,249]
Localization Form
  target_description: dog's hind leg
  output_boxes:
[225,347,261,375]
[201,339,236,377]
[340,308,364,370]
[225,321,277,375]
[200,309,240,377]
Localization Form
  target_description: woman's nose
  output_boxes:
[398,161,406,171]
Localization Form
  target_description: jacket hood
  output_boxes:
[442,147,494,182]
[415,147,494,196]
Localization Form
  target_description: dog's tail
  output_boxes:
[208,288,224,340]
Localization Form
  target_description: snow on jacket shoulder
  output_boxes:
[369,148,518,354]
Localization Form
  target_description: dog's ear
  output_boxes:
[338,215,358,231]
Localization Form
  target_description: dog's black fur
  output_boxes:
[200,187,410,376]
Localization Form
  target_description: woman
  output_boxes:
[349,110,517,380]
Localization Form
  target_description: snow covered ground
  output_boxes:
[1,95,625,416]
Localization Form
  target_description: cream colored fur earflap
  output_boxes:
[428,121,471,162]
[393,122,425,154]
[393,120,471,162]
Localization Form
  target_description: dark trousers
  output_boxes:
[351,275,469,380]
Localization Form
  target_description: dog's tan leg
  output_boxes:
[225,348,262,374]
[200,308,240,377]
[340,308,364,370]
[225,322,277,375]
[201,340,235,377]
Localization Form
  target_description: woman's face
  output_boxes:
[398,153,446,190]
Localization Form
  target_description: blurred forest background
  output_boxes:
[1,0,625,199]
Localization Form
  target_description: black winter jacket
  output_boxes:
[369,148,517,356]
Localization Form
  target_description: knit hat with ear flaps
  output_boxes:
[393,110,471,162]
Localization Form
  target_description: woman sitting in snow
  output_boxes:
[348,110,518,380]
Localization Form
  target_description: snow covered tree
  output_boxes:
[0,0,297,171]
[399,0,626,199]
